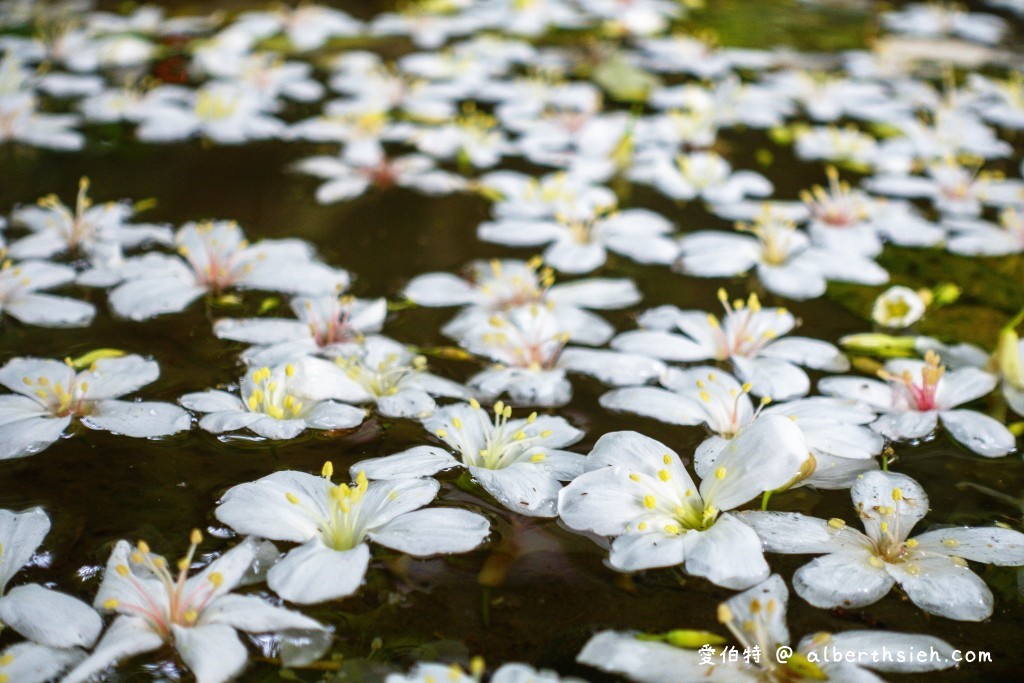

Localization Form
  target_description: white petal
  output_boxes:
[885,554,993,621]
[5,293,95,327]
[599,387,706,426]
[83,400,190,437]
[0,412,70,459]
[611,330,712,362]
[0,584,101,648]
[179,390,245,413]
[576,631,708,683]
[793,550,895,609]
[402,273,479,306]
[761,337,849,372]
[0,641,84,683]
[731,357,809,400]
[109,277,206,320]
[756,263,827,300]
[267,539,370,604]
[805,631,955,673]
[301,401,366,430]
[216,470,326,543]
[0,507,50,592]
[607,532,687,572]
[369,508,490,555]
[351,446,460,480]
[939,409,1015,457]
[685,514,769,589]
[737,511,871,554]
[913,526,1024,565]
[201,594,323,633]
[872,410,939,441]
[469,463,563,517]
[559,348,665,386]
[171,623,248,683]
[62,616,164,683]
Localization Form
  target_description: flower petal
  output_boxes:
[0,584,102,648]
[267,539,370,604]
[793,550,895,609]
[171,622,248,683]
[369,508,490,555]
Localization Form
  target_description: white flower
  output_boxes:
[0,258,95,327]
[611,292,849,400]
[461,305,664,407]
[601,367,883,489]
[213,294,387,367]
[819,350,1016,457]
[134,82,286,145]
[7,177,171,260]
[558,416,810,588]
[0,91,83,150]
[478,203,677,274]
[793,125,878,166]
[215,465,489,604]
[628,150,773,206]
[233,6,362,51]
[578,574,957,682]
[293,141,466,204]
[863,157,1024,218]
[882,3,1008,44]
[740,470,1024,620]
[0,355,190,459]
[872,286,928,329]
[478,171,612,221]
[403,257,640,346]
[353,400,585,518]
[676,208,889,300]
[180,362,365,440]
[63,533,324,683]
[944,206,1024,256]
[106,221,349,320]
[412,105,512,169]
[284,338,470,418]
[388,659,585,683]
[0,507,103,683]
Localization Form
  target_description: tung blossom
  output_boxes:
[354,400,585,518]
[215,465,490,604]
[0,355,189,459]
[0,257,95,328]
[612,293,850,400]
[579,574,957,682]
[64,534,325,683]
[819,351,1016,457]
[0,507,102,683]
[558,416,810,589]
[106,221,350,320]
[741,470,1024,621]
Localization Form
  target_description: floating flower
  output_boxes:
[354,400,584,518]
[107,221,350,320]
[215,464,489,604]
[740,470,1024,620]
[629,150,773,206]
[388,658,585,683]
[872,286,928,329]
[0,256,95,328]
[578,574,956,682]
[558,416,810,588]
[63,533,324,683]
[819,350,1015,457]
[944,206,1024,256]
[0,355,189,459]
[612,292,849,400]
[676,208,888,300]
[213,294,387,367]
[180,362,365,440]
[0,507,102,683]
[403,257,640,346]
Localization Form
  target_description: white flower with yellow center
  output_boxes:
[134,82,286,145]
[677,208,889,300]
[0,256,95,328]
[388,657,584,683]
[287,336,470,418]
[579,574,957,682]
[180,362,365,440]
[213,294,387,367]
[629,149,773,205]
[107,221,350,320]
[8,177,171,261]
[0,355,189,459]
[820,350,1015,456]
[612,292,849,400]
[741,470,1024,621]
[558,416,809,588]
[404,257,640,345]
[871,286,927,329]
[64,533,323,683]
[945,206,1024,256]
[354,400,585,517]
[215,463,490,604]
[0,507,102,683]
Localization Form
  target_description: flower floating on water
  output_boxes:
[820,350,1016,457]
[0,354,189,459]
[106,221,350,320]
[213,294,387,367]
[629,149,773,206]
[944,206,1024,256]
[741,470,1024,620]
[63,533,324,683]
[388,657,585,683]
[0,255,95,328]
[403,257,640,346]
[578,574,957,682]
[180,361,365,440]
[215,464,489,604]
[355,399,584,517]
[0,506,103,683]
[612,291,849,400]
[871,285,928,329]
[7,177,171,261]
[558,416,809,588]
